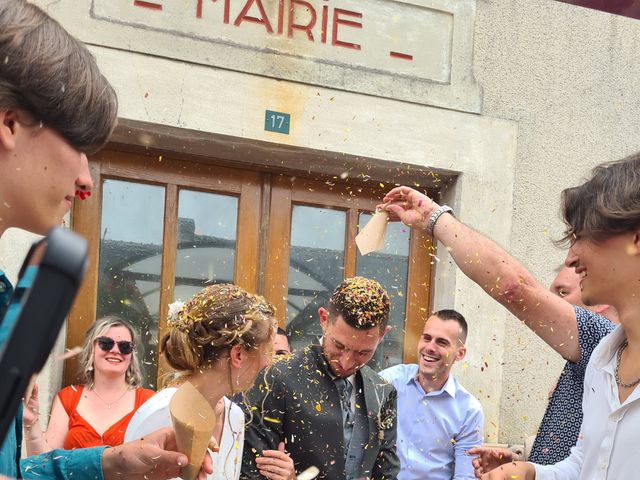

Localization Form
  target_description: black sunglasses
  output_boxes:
[96,336,134,355]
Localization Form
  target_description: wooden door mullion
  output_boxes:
[344,208,359,279]
[235,174,262,294]
[263,178,293,327]
[64,158,104,386]
[403,229,433,364]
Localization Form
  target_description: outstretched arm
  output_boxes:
[381,186,579,362]
[22,427,213,480]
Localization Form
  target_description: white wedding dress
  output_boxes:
[125,388,244,480]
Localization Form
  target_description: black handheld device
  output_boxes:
[0,227,87,443]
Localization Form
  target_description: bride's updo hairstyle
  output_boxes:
[161,284,276,373]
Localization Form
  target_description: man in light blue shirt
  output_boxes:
[380,309,483,480]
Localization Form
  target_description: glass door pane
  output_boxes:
[97,179,165,388]
[174,190,239,302]
[356,212,410,370]
[286,205,346,350]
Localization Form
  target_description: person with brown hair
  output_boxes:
[478,154,640,479]
[22,317,154,455]
[241,276,400,480]
[379,309,483,480]
[383,153,640,480]
[380,186,618,469]
[125,284,279,480]
[273,327,292,358]
[0,1,211,478]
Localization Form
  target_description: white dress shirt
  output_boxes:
[379,364,483,480]
[534,326,639,479]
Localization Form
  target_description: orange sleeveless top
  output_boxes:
[59,385,155,449]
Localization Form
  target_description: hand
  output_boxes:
[379,186,438,230]
[468,446,520,478]
[102,427,214,480]
[22,384,40,428]
[255,441,296,480]
[479,461,536,480]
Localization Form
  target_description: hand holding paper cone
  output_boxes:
[170,381,215,480]
[355,210,389,255]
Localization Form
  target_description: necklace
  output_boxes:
[90,387,130,409]
[615,340,640,389]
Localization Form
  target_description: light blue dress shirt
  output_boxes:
[379,364,483,480]
[0,270,106,479]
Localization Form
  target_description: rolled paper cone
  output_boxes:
[355,210,389,255]
[170,381,215,480]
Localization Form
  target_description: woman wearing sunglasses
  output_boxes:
[23,316,155,455]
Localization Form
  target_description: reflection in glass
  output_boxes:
[174,190,238,301]
[356,212,410,370]
[286,205,346,351]
[97,180,165,388]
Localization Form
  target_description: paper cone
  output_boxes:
[355,210,389,255]
[170,381,215,480]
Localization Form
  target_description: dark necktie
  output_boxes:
[336,378,354,454]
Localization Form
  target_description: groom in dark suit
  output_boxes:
[241,277,399,480]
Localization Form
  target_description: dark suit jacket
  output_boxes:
[241,345,399,480]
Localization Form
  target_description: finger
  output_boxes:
[196,457,214,480]
[258,471,279,480]
[258,450,289,460]
[278,441,286,453]
[154,450,186,476]
[202,450,213,475]
[147,427,179,452]
[384,203,409,222]
[384,186,410,201]
[259,464,290,479]
[256,454,288,466]
[468,447,485,455]
[31,384,39,399]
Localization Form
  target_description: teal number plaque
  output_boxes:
[265,110,291,134]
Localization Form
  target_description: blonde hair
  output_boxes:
[78,316,143,387]
[161,284,276,373]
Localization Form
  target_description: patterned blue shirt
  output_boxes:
[0,269,106,479]
[379,364,483,480]
[528,306,615,464]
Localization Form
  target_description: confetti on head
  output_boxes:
[161,284,276,373]
[327,276,390,331]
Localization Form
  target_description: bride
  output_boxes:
[125,283,291,480]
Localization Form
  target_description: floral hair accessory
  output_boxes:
[167,300,186,328]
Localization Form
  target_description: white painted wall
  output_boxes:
[474,0,640,444]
